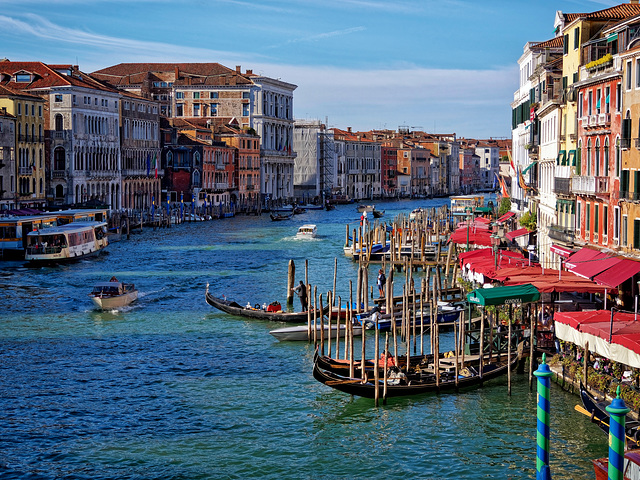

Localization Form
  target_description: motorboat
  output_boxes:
[409,208,425,221]
[296,224,317,238]
[25,221,109,263]
[89,277,138,310]
[270,322,363,341]
[357,204,375,213]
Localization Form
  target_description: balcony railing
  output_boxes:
[18,167,33,175]
[595,176,609,196]
[620,190,640,201]
[572,175,596,195]
[548,225,575,245]
[553,177,572,195]
[52,170,65,178]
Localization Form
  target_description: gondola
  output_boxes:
[270,213,292,221]
[205,285,329,323]
[313,351,517,399]
[579,381,640,446]
[372,209,384,218]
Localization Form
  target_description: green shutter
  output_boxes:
[562,76,568,90]
[586,204,591,231]
[564,34,569,54]
[595,205,599,234]
[623,118,632,140]
[622,170,630,193]
[576,148,581,173]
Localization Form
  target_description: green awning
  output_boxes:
[556,150,566,165]
[474,207,493,213]
[607,33,618,43]
[567,150,576,165]
[467,284,541,306]
[522,161,537,175]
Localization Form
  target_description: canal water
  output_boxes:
[0,199,606,479]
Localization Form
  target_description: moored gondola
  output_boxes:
[205,284,329,323]
[313,351,517,399]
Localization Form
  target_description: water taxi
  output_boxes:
[296,224,317,238]
[0,214,59,258]
[25,221,109,263]
[89,277,138,310]
[450,194,485,216]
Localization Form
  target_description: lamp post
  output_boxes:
[491,232,499,269]
[466,206,472,252]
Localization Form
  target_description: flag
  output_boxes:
[493,172,499,190]
[507,149,515,175]
[499,176,510,198]
[518,166,528,190]
[154,153,158,179]
[146,153,151,177]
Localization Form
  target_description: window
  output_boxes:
[574,27,580,49]
[586,203,591,232]
[578,93,583,118]
[623,215,629,247]
[242,92,250,99]
[635,219,640,250]
[564,34,569,55]
[627,61,633,90]
[616,137,621,177]
[577,202,581,234]
[17,103,21,115]
[243,104,249,116]
[603,205,608,237]
[211,92,218,99]
[15,73,31,83]
[194,92,200,99]
[596,88,601,114]
[588,91,593,115]
[176,104,184,117]
[604,137,610,175]
[193,104,200,116]
[605,86,610,114]
[94,98,98,105]
[617,83,622,112]
[176,92,184,99]
[31,104,35,116]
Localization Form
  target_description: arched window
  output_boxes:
[166,151,173,166]
[595,138,600,177]
[54,147,65,171]
[55,114,63,132]
[56,184,64,199]
[194,151,200,166]
[604,137,610,175]
[586,138,592,176]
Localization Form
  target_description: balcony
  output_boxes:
[18,167,33,175]
[598,113,611,126]
[572,175,595,195]
[620,190,640,202]
[548,225,575,246]
[553,177,572,195]
[52,170,65,178]
[595,176,609,196]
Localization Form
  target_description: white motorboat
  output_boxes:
[270,322,363,341]
[296,224,317,238]
[25,221,109,263]
[89,277,138,310]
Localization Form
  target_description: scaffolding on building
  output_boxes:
[318,125,334,198]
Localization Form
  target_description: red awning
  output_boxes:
[593,258,640,288]
[564,247,602,269]
[497,211,515,223]
[568,254,619,280]
[550,244,574,258]
[505,228,530,241]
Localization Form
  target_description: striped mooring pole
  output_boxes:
[606,385,629,480]
[533,353,552,480]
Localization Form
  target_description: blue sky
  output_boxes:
[0,0,620,138]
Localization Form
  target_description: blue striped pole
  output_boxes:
[533,353,553,480]
[606,386,629,480]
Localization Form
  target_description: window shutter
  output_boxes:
[623,118,632,140]
[564,34,569,54]
[595,205,599,234]
[574,27,580,49]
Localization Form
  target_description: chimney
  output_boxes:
[236,65,241,73]
[632,0,639,4]
[246,69,253,75]
[347,127,352,133]
[174,66,179,80]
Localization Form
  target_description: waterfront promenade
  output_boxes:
[0,199,607,479]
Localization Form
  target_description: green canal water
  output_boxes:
[0,199,606,479]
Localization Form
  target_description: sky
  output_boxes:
[0,0,622,139]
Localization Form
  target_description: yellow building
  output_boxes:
[0,84,46,208]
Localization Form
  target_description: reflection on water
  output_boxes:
[0,198,606,479]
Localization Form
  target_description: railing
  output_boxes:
[620,190,640,201]
[595,176,609,196]
[18,167,33,175]
[553,177,572,195]
[572,175,596,195]
[26,245,64,255]
[622,138,631,149]
[246,184,255,191]
[53,131,64,139]
[598,113,611,126]
[52,170,65,178]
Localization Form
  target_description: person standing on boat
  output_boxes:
[377,269,386,297]
[292,281,308,312]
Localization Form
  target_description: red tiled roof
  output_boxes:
[532,37,564,49]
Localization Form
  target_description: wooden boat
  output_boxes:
[296,224,317,238]
[579,382,640,446]
[372,209,384,218]
[270,322,363,341]
[89,276,138,310]
[25,221,109,263]
[292,206,306,215]
[205,284,329,323]
[357,204,375,213]
[325,203,336,211]
[270,213,292,221]
[313,351,517,398]
[593,449,640,480]
[357,305,463,331]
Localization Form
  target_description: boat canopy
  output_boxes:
[467,284,540,306]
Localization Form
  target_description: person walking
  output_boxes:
[292,280,308,311]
